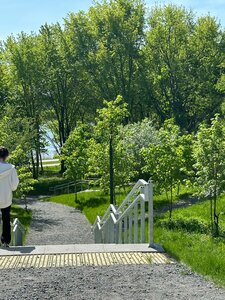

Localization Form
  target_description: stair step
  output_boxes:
[0,244,162,256]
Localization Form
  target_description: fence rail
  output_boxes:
[49,178,99,196]
[92,179,154,246]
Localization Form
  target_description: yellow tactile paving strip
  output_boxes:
[0,252,171,269]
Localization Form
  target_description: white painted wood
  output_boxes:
[124,216,128,243]
[134,202,138,243]
[118,221,122,243]
[129,211,133,243]
[92,179,154,246]
[140,197,145,243]
[148,181,154,246]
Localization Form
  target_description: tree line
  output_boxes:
[0,0,225,179]
[62,98,225,236]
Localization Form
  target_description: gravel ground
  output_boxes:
[26,199,94,245]
[0,264,224,300]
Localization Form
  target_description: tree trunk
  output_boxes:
[30,151,36,179]
[213,190,219,237]
[39,153,44,174]
[109,133,114,205]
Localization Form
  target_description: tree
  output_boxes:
[4,33,45,178]
[0,113,37,209]
[193,115,225,236]
[65,0,146,121]
[144,5,224,131]
[10,146,37,210]
[142,119,191,221]
[88,95,128,204]
[39,23,81,172]
[62,123,92,182]
[119,118,159,179]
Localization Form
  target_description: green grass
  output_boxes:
[154,194,225,286]
[48,188,129,224]
[154,228,225,286]
[159,194,225,230]
[43,165,61,171]
[153,184,194,210]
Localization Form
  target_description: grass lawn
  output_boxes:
[154,227,225,286]
[154,194,225,287]
[48,188,130,224]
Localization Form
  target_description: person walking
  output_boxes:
[0,147,19,247]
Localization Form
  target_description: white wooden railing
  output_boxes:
[92,179,154,246]
[12,218,25,246]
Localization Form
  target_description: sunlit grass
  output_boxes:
[154,194,225,286]
[154,227,225,286]
[48,188,129,224]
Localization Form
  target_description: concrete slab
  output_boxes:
[0,244,162,256]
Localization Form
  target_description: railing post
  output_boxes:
[134,202,138,243]
[13,219,25,246]
[94,222,103,243]
[140,186,145,243]
[146,180,154,246]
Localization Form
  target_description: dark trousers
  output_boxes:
[1,206,11,244]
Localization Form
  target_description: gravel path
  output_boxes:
[0,264,224,300]
[26,199,94,245]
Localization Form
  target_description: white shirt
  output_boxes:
[0,162,19,209]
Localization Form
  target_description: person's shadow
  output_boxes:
[0,246,36,254]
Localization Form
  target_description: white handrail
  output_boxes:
[117,193,144,223]
[118,179,147,211]
[93,179,154,246]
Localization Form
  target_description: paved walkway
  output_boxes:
[26,198,94,245]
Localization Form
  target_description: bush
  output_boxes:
[158,218,210,234]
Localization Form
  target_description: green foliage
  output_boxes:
[66,0,146,118]
[87,96,131,193]
[142,119,192,219]
[145,5,223,130]
[159,218,210,234]
[95,95,129,139]
[193,115,225,235]
[10,146,37,198]
[193,115,225,197]
[119,118,159,178]
[62,123,92,181]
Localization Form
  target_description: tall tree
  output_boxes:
[39,23,81,171]
[88,96,129,204]
[5,33,45,178]
[65,0,146,120]
[142,119,192,221]
[193,115,225,236]
[144,5,224,131]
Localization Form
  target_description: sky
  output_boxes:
[0,0,224,41]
